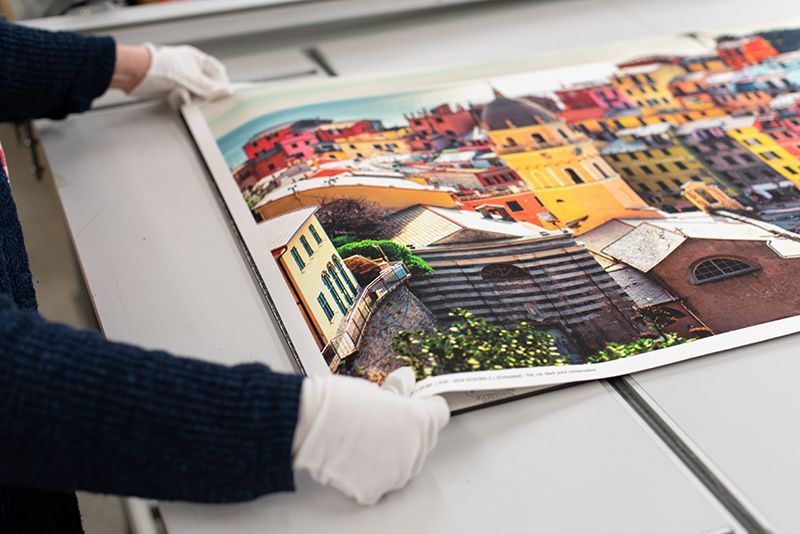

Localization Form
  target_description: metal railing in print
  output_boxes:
[324,262,411,371]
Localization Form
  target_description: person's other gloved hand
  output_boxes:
[131,44,231,101]
[112,43,231,102]
[292,367,450,505]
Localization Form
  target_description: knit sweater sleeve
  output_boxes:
[0,22,116,121]
[0,294,304,503]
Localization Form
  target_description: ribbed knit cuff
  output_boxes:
[70,35,116,112]
[243,366,305,497]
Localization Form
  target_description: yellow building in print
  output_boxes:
[569,107,726,140]
[260,206,360,352]
[726,124,800,188]
[482,89,660,233]
[610,59,685,114]
[335,128,412,159]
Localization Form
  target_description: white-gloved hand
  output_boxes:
[130,43,232,101]
[292,367,450,505]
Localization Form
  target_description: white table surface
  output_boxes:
[33,0,800,531]
[631,334,800,534]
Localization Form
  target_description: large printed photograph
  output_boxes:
[190,25,800,390]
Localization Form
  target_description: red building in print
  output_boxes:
[244,122,294,160]
[556,82,635,113]
[244,120,330,162]
[252,147,290,178]
[458,190,550,225]
[405,104,478,138]
[757,113,800,158]
[717,36,779,70]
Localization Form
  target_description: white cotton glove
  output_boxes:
[130,43,232,102]
[292,367,450,505]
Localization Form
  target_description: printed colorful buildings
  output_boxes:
[680,54,728,74]
[244,120,324,161]
[558,82,634,111]
[706,76,774,115]
[405,103,478,138]
[726,119,800,188]
[611,57,685,114]
[676,116,788,198]
[668,72,718,111]
[601,122,738,211]
[415,166,521,191]
[481,89,660,233]
[336,129,412,159]
[567,107,727,142]
[717,36,779,70]
[457,191,550,225]
[756,113,800,158]
[315,120,382,142]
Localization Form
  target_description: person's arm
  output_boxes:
[0,292,449,505]
[0,294,303,503]
[0,22,231,122]
[0,22,116,121]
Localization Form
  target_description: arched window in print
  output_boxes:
[530,133,546,144]
[565,168,584,184]
[481,263,529,280]
[505,137,518,147]
[322,273,347,314]
[333,256,359,295]
[691,258,758,284]
[328,264,353,305]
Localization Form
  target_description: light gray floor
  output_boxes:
[1,122,129,534]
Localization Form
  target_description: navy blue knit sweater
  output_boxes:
[0,22,303,533]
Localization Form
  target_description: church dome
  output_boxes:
[481,88,557,130]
